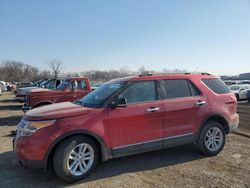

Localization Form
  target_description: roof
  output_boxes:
[106,73,216,83]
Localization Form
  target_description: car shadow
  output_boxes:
[0,99,22,103]
[0,145,206,187]
[78,145,205,184]
[0,104,23,111]
[0,116,22,126]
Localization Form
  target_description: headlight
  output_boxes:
[17,119,56,136]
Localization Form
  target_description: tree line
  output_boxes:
[0,60,187,83]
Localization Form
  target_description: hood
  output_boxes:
[24,102,91,120]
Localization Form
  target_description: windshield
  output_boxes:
[37,79,47,87]
[40,80,50,87]
[230,85,241,90]
[57,80,69,90]
[75,81,125,108]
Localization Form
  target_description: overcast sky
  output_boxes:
[0,0,250,75]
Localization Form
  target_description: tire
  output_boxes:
[53,136,100,183]
[196,121,226,156]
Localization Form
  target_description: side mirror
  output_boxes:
[111,97,127,108]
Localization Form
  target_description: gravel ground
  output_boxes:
[0,92,250,188]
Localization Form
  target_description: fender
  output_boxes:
[44,130,112,168]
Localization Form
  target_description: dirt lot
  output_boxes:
[0,92,250,188]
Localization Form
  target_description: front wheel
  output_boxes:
[196,121,226,156]
[53,136,100,183]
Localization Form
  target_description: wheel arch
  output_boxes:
[34,101,53,108]
[195,113,230,142]
[45,130,112,170]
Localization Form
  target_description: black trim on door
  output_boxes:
[112,133,194,158]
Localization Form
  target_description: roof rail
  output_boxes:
[139,73,153,77]
[201,72,211,75]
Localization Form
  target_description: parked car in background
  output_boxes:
[22,77,91,112]
[247,90,250,103]
[17,82,34,89]
[14,73,238,182]
[91,82,103,90]
[229,84,250,100]
[16,79,61,99]
[0,81,8,92]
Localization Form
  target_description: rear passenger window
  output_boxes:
[163,80,192,99]
[202,79,230,94]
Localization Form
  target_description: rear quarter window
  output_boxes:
[202,78,230,94]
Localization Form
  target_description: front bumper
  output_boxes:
[13,136,47,171]
[22,104,31,113]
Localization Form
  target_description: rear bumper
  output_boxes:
[22,104,31,113]
[229,113,239,132]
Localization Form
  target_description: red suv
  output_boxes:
[14,74,239,182]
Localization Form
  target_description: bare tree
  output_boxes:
[48,59,63,79]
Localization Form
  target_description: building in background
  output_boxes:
[239,73,250,80]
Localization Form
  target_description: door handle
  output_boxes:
[196,101,206,106]
[146,107,160,112]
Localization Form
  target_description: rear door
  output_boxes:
[161,79,205,147]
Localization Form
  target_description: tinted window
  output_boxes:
[202,79,230,94]
[57,80,69,90]
[163,80,191,99]
[120,81,157,103]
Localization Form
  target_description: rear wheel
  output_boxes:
[53,136,100,183]
[196,121,225,156]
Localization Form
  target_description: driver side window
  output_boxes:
[119,81,157,104]
[69,81,77,91]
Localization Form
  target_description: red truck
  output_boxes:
[22,77,91,112]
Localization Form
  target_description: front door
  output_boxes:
[107,80,164,157]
